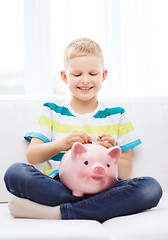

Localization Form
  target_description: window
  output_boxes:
[1,0,168,97]
[0,0,24,95]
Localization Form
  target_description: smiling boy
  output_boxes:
[4,38,162,222]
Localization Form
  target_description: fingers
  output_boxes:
[97,134,116,149]
[71,130,92,144]
[63,130,92,151]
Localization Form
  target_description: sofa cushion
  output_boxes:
[0,193,168,240]
[0,203,110,240]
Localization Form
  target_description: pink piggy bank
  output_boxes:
[59,142,121,197]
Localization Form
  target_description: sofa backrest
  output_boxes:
[0,96,168,202]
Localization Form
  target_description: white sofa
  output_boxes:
[0,95,168,240]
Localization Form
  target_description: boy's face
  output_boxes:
[61,55,107,103]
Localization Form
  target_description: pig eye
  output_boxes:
[84,160,89,165]
[107,163,110,168]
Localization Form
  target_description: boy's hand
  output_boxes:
[61,130,92,151]
[97,134,116,149]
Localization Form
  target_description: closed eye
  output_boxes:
[73,73,81,77]
[90,73,97,76]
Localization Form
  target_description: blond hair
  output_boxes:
[63,38,104,70]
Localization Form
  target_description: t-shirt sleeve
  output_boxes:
[24,103,52,143]
[116,110,141,152]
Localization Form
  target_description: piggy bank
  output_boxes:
[59,142,121,196]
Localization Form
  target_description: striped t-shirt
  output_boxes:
[24,100,141,175]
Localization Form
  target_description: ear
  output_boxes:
[107,146,121,164]
[102,69,107,82]
[61,70,67,84]
[71,142,87,160]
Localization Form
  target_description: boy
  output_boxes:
[4,38,162,222]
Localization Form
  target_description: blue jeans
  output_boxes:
[4,163,162,223]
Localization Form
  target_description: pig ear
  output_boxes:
[71,142,87,160]
[107,146,121,164]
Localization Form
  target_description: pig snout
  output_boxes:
[93,166,105,176]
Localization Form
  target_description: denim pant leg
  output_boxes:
[60,177,163,223]
[4,162,80,206]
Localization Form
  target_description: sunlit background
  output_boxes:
[0,0,168,97]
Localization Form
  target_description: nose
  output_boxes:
[94,166,105,175]
[81,75,89,83]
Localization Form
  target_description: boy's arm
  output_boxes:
[117,149,132,180]
[26,138,64,165]
[26,130,92,165]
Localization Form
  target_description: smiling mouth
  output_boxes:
[91,176,104,183]
[77,86,93,90]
